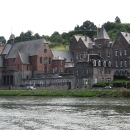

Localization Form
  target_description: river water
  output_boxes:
[0,97,129,130]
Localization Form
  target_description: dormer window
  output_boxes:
[93,60,96,66]
[103,61,106,67]
[98,60,101,66]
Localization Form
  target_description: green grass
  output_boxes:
[50,44,69,51]
[0,89,129,97]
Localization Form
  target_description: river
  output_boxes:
[0,97,129,130]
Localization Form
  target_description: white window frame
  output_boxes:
[115,50,118,56]
[124,49,127,55]
[124,60,127,67]
[116,60,118,67]
[120,60,122,67]
[120,49,122,56]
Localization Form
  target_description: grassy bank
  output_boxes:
[0,89,130,97]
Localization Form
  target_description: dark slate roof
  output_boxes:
[0,57,4,67]
[19,52,31,64]
[6,39,47,59]
[96,26,110,40]
[1,44,12,55]
[52,50,73,62]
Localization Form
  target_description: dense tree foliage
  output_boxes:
[3,18,130,46]
[103,21,130,40]
[115,16,121,23]
[0,36,6,44]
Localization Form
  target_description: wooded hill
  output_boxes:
[1,16,130,49]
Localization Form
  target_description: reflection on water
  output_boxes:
[0,97,130,130]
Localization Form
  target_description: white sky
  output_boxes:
[0,0,130,40]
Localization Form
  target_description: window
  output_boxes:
[49,58,51,64]
[83,53,86,58]
[79,54,83,59]
[101,68,104,74]
[107,50,110,57]
[82,69,85,74]
[98,52,101,57]
[115,50,118,56]
[124,60,127,67]
[86,69,88,74]
[61,68,63,72]
[27,65,28,70]
[44,57,47,65]
[116,60,118,67]
[108,69,110,74]
[61,61,63,65]
[54,61,57,65]
[40,57,42,64]
[76,54,78,59]
[98,43,101,48]
[98,60,101,66]
[107,78,111,83]
[120,50,122,56]
[120,60,122,67]
[102,78,104,82]
[76,70,79,75]
[124,49,127,55]
[44,49,47,53]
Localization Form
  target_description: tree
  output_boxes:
[74,20,97,38]
[0,36,6,43]
[115,16,121,23]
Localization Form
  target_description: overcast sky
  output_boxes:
[0,0,130,40]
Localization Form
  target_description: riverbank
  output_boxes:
[0,89,130,97]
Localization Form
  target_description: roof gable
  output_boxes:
[18,52,31,64]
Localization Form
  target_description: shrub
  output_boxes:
[92,82,109,88]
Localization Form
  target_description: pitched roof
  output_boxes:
[18,52,31,64]
[96,26,110,40]
[6,39,47,59]
[52,50,73,62]
[1,44,12,55]
[74,35,82,42]
[121,32,130,43]
[80,36,95,47]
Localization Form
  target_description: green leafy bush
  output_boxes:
[92,82,109,88]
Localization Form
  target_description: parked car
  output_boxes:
[27,86,36,90]
[104,86,112,89]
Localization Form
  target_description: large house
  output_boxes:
[1,26,130,89]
